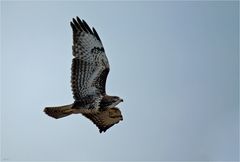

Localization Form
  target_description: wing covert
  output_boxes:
[82,107,123,133]
[70,17,110,101]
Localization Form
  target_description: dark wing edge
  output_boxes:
[82,113,114,133]
[71,54,109,99]
[71,58,81,100]
[70,17,110,97]
[70,16,102,43]
[82,111,123,133]
[95,68,110,95]
[70,16,109,99]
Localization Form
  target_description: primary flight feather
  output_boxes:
[44,17,123,133]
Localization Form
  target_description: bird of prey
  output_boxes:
[44,17,123,133]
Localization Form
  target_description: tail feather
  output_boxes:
[44,104,73,119]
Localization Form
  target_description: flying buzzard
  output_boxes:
[44,17,123,133]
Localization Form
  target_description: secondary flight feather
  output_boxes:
[44,17,123,133]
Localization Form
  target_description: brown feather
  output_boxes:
[44,104,73,119]
[82,107,123,133]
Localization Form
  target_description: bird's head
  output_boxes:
[101,95,123,109]
[112,96,123,102]
[109,96,123,108]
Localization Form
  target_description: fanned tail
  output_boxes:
[44,104,73,119]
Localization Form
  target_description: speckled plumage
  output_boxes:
[44,17,123,133]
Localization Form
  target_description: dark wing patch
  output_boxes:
[76,17,88,33]
[82,20,94,34]
[82,107,122,133]
[82,113,114,133]
[71,16,102,42]
[71,58,81,100]
[92,27,102,43]
[95,68,109,95]
[70,17,110,100]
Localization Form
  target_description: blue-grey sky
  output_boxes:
[1,1,239,161]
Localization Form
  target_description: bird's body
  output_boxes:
[44,17,123,133]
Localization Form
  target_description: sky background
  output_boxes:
[1,1,239,161]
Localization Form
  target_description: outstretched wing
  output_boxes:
[70,17,110,105]
[82,107,123,133]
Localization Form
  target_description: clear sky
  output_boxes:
[1,1,239,161]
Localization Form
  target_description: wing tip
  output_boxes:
[70,22,77,31]
[71,16,90,33]
[98,124,115,133]
[92,27,102,42]
[70,16,102,42]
